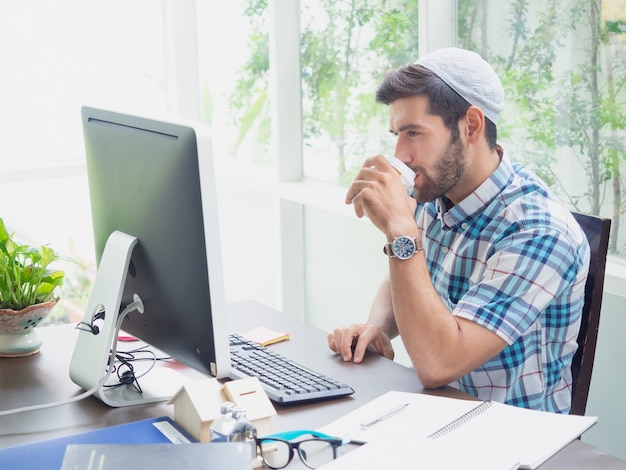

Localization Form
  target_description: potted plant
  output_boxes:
[0,217,65,357]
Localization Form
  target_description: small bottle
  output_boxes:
[230,406,258,459]
[384,155,415,193]
[210,402,237,442]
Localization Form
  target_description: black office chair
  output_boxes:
[569,212,611,416]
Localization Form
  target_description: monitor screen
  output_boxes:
[77,106,230,386]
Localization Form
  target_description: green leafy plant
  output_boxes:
[0,218,65,311]
[229,0,419,182]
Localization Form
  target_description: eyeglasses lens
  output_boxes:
[259,439,291,469]
[298,440,336,468]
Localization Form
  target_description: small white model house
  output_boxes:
[168,377,276,442]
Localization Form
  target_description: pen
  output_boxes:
[360,402,410,429]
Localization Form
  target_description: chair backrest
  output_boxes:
[569,211,611,416]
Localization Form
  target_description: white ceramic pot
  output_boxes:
[0,300,58,357]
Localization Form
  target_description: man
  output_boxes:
[327,47,590,413]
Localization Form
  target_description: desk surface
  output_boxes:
[0,300,624,469]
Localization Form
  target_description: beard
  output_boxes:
[412,136,465,203]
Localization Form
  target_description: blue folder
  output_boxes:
[0,416,196,470]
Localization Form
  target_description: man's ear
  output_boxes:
[464,106,485,142]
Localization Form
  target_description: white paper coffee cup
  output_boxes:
[384,155,415,193]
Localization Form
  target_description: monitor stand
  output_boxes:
[69,230,188,407]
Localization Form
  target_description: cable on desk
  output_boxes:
[0,298,142,417]
[103,345,171,394]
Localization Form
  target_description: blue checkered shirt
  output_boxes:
[416,155,590,413]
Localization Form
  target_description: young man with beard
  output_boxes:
[327,47,590,413]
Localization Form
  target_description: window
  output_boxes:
[300,0,420,186]
[196,1,270,166]
[224,0,421,185]
[0,2,166,170]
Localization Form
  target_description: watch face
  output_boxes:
[392,236,416,260]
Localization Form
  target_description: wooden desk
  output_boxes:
[1,301,624,469]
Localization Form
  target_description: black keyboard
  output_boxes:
[228,334,354,404]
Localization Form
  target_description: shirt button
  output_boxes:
[442,247,449,254]
[461,222,469,230]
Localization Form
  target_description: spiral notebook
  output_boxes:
[318,391,597,469]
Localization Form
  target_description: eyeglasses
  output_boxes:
[256,430,347,469]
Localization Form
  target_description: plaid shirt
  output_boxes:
[416,155,590,413]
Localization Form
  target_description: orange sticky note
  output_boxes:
[241,326,290,346]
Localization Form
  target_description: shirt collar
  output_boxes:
[436,152,514,229]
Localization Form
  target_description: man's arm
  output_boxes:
[387,246,507,388]
[327,256,507,384]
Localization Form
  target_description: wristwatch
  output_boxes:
[383,235,422,260]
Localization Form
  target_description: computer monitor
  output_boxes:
[69,106,230,407]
